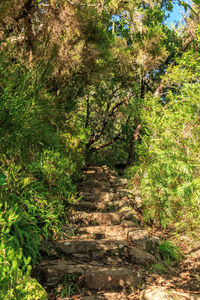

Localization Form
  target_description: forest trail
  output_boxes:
[35,166,200,300]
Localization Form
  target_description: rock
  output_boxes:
[121,211,138,222]
[118,178,129,186]
[72,253,91,259]
[95,232,106,239]
[145,237,160,254]
[84,267,143,290]
[79,192,96,202]
[135,195,143,209]
[140,287,200,300]
[108,175,118,182]
[107,256,122,265]
[129,248,156,265]
[128,229,149,249]
[75,201,98,212]
[79,180,110,189]
[78,225,129,240]
[121,219,139,227]
[57,239,129,254]
[36,261,86,285]
[71,212,122,225]
[79,185,111,194]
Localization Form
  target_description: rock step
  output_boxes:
[70,211,139,227]
[56,239,129,254]
[70,211,122,225]
[78,180,111,188]
[81,173,108,180]
[84,266,143,290]
[79,186,112,194]
[74,199,135,212]
[78,191,113,202]
[36,261,143,290]
[74,201,116,212]
[82,167,104,174]
[77,225,135,240]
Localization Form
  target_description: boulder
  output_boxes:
[130,248,156,265]
[145,237,160,255]
[128,229,149,249]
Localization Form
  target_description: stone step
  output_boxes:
[82,167,103,174]
[79,191,113,202]
[79,186,112,194]
[36,261,143,290]
[82,173,108,181]
[70,212,122,225]
[84,266,143,290]
[70,212,139,228]
[77,225,133,240]
[35,261,97,286]
[74,199,135,212]
[56,239,129,254]
[74,201,116,212]
[78,180,111,189]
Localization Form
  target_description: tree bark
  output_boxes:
[127,124,141,165]
[85,95,90,128]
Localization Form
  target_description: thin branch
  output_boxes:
[89,133,121,152]
[86,92,133,149]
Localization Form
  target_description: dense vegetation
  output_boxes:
[0,0,199,298]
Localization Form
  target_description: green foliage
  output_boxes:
[0,1,200,298]
[130,43,200,230]
[0,201,47,300]
[0,172,6,186]
[0,49,85,298]
[158,241,183,262]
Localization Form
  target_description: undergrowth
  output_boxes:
[0,50,85,298]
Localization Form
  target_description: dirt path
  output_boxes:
[34,165,200,300]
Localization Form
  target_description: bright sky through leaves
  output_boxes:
[166,2,184,26]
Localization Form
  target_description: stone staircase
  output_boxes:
[35,165,158,299]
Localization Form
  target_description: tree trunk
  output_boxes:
[127,124,141,165]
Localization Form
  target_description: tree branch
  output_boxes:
[86,92,133,149]
[89,133,121,152]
